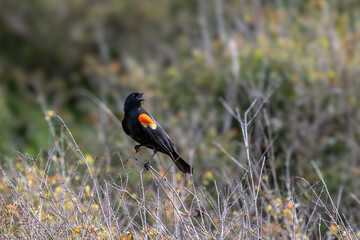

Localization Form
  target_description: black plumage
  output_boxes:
[122,92,193,174]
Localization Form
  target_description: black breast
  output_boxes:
[123,109,153,145]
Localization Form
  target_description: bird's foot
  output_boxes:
[144,161,150,171]
[134,145,142,153]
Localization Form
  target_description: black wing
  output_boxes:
[138,112,176,156]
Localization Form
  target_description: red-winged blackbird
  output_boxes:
[122,92,193,174]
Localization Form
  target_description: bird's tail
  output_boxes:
[172,152,193,174]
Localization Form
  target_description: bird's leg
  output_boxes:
[144,149,157,171]
[134,144,143,153]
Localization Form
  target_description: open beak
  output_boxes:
[139,93,145,101]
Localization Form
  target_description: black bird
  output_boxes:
[122,92,193,174]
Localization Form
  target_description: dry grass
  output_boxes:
[1,102,358,240]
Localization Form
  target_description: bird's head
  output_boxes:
[124,92,145,111]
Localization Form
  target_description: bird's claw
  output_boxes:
[144,162,150,171]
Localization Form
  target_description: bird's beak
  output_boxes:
[139,93,145,101]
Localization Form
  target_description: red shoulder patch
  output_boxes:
[138,113,157,129]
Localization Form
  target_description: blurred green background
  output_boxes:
[1,0,360,206]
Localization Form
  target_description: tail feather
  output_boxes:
[171,152,193,174]
[174,157,193,174]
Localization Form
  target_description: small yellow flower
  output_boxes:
[176,172,182,180]
[85,154,94,165]
[75,226,81,234]
[330,224,338,234]
[16,162,25,172]
[55,186,63,193]
[204,171,214,180]
[120,235,127,240]
[47,110,55,117]
[267,204,273,212]
[283,208,292,217]
[45,110,55,121]
[7,205,18,216]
